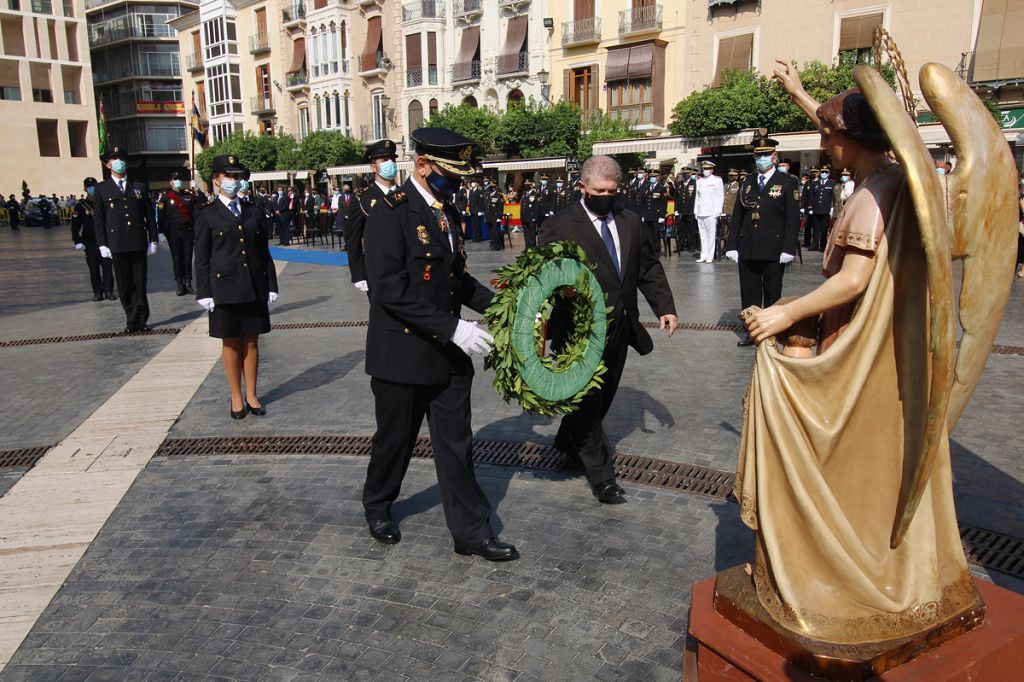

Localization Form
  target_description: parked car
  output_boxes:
[23,197,59,227]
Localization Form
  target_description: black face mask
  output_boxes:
[426,170,459,203]
[583,192,617,218]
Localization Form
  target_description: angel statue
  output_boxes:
[734,58,1019,650]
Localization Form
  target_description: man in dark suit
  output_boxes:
[484,179,505,251]
[71,177,115,301]
[92,146,158,333]
[273,186,294,246]
[156,169,197,296]
[637,171,668,256]
[807,164,836,251]
[540,155,678,503]
[725,136,800,347]
[344,139,398,296]
[467,179,485,241]
[361,127,518,562]
[519,180,541,249]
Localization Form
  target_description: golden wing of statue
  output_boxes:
[852,65,956,549]
[918,63,1019,427]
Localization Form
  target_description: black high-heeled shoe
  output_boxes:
[246,401,266,416]
[231,403,248,420]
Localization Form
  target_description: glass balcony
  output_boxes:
[185,53,203,72]
[562,16,601,47]
[619,4,662,37]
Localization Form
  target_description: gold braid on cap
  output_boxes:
[421,153,479,176]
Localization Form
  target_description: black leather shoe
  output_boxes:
[737,337,755,347]
[591,479,626,503]
[368,519,401,545]
[230,404,247,420]
[106,292,117,301]
[137,325,152,333]
[175,280,186,296]
[93,293,104,301]
[454,538,519,562]
[185,281,196,295]
[246,401,266,416]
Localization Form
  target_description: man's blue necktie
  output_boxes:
[118,179,125,194]
[229,200,239,219]
[601,216,620,277]
[758,175,766,193]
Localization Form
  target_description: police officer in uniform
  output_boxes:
[361,127,518,562]
[484,178,505,250]
[344,139,399,295]
[806,164,836,251]
[637,170,668,255]
[519,180,541,249]
[92,147,158,333]
[71,177,115,301]
[721,168,741,254]
[801,167,819,248]
[725,136,800,346]
[5,194,19,230]
[157,170,197,296]
[467,177,486,241]
[674,165,698,255]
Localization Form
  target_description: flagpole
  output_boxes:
[189,92,196,189]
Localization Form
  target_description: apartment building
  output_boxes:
[87,0,195,186]
[547,0,685,134]
[396,0,550,150]
[0,0,100,194]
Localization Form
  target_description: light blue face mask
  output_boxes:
[820,172,829,180]
[86,186,95,198]
[111,159,127,175]
[172,180,183,191]
[754,155,774,172]
[220,179,240,198]
[378,160,398,181]
[935,167,946,176]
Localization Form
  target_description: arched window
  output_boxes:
[507,89,525,108]
[314,95,322,130]
[325,92,332,128]
[429,98,439,116]
[334,92,342,129]
[408,99,424,131]
[330,23,338,73]
[462,95,478,108]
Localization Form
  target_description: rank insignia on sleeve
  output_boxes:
[416,226,430,244]
[133,189,142,198]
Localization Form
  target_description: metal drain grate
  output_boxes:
[961,525,1024,578]
[156,435,732,499]
[0,444,53,469]
[0,328,180,348]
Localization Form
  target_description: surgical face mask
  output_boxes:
[728,175,737,181]
[556,182,563,189]
[637,174,646,182]
[86,186,95,198]
[820,172,829,180]
[111,159,127,175]
[240,180,250,192]
[841,175,850,182]
[219,179,240,198]
[935,167,946,176]
[648,177,658,184]
[702,169,712,177]
[583,191,617,218]
[172,180,183,191]
[754,155,774,172]
[377,159,398,181]
[778,165,789,174]
[426,169,459,203]
[540,180,547,187]
[277,189,284,195]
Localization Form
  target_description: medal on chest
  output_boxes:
[768,185,782,199]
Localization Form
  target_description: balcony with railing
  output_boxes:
[186,52,203,72]
[84,0,123,9]
[89,22,176,47]
[453,0,482,20]
[93,59,180,83]
[358,53,388,77]
[619,3,662,37]
[451,58,480,83]
[496,51,528,77]
[249,33,270,54]
[250,96,275,115]
[282,2,305,27]
[498,0,529,10]
[402,0,444,21]
[405,65,438,88]
[286,69,309,90]
[562,16,601,47]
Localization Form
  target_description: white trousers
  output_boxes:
[696,215,718,261]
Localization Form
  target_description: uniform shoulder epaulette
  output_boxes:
[381,191,407,209]
[196,200,216,212]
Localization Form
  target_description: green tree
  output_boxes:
[423,104,500,157]
[578,110,645,171]
[491,99,583,159]
[297,131,364,172]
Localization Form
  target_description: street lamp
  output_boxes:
[537,69,551,104]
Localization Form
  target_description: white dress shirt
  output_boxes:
[410,179,454,250]
[757,166,776,189]
[580,199,622,273]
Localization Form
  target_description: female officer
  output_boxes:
[194,155,279,419]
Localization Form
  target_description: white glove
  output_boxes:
[451,320,494,357]
[658,218,665,224]
[725,250,739,262]
[800,208,805,214]
[197,297,215,313]
[267,291,278,308]
[829,209,834,217]
[158,233,167,243]
[477,212,484,216]
[779,252,795,265]
[74,243,85,251]
[99,245,112,259]
[146,242,158,256]
[353,280,369,293]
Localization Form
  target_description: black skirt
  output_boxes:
[209,299,270,338]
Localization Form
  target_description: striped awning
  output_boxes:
[293,171,312,180]
[592,136,684,155]
[481,157,567,171]
[396,160,415,171]
[326,164,373,175]
[248,171,290,181]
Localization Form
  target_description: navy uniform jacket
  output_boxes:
[638,181,668,222]
[677,177,697,216]
[468,187,486,215]
[156,190,196,238]
[193,199,278,305]
[363,179,494,385]
[727,171,801,261]
[520,189,541,223]
[484,187,504,222]
[70,198,97,246]
[92,177,156,253]
[808,178,836,215]
[344,182,390,284]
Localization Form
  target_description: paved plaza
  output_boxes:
[0,226,1022,681]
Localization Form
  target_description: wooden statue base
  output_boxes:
[685,566,1024,681]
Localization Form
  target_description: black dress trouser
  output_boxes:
[738,258,785,311]
[642,219,660,255]
[522,221,538,250]
[112,250,149,328]
[807,213,831,250]
[84,244,114,296]
[167,232,194,282]
[363,373,494,545]
[554,320,630,486]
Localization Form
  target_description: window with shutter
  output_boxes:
[837,13,882,65]
[712,33,753,86]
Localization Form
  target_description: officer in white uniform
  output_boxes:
[694,160,725,263]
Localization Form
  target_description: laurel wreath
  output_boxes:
[484,241,611,415]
